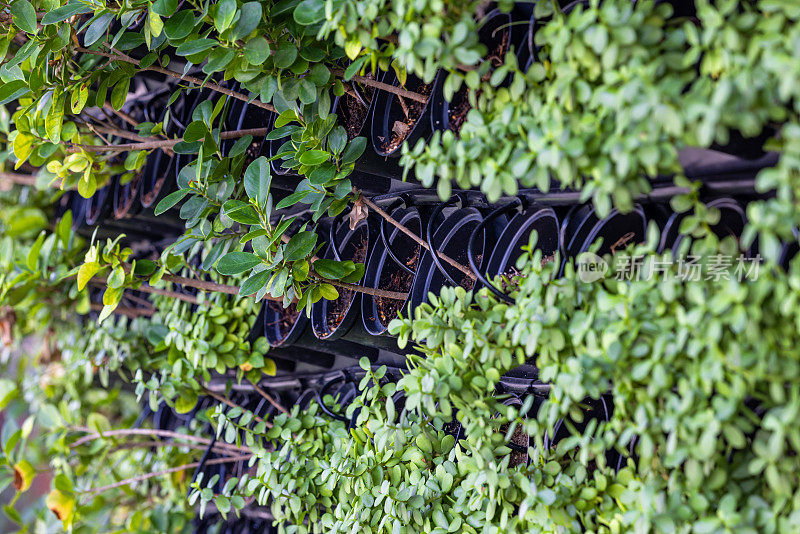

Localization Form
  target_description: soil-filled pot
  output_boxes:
[370,69,434,158]
[659,198,748,255]
[430,9,521,133]
[485,204,560,278]
[362,203,426,339]
[409,207,487,311]
[310,217,374,344]
[561,204,648,259]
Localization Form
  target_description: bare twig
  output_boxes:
[359,194,476,280]
[68,427,247,454]
[310,270,409,301]
[202,387,271,427]
[332,69,428,104]
[249,381,289,415]
[84,454,253,497]
[68,127,270,153]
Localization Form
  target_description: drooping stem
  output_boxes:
[359,194,476,280]
[83,454,253,497]
[88,303,154,319]
[74,46,277,114]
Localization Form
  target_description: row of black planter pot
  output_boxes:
[255,185,794,371]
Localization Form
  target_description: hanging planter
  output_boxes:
[469,199,559,303]
[311,216,373,343]
[370,70,434,158]
[139,89,193,209]
[485,203,560,276]
[659,198,747,255]
[429,9,524,133]
[362,200,426,337]
[408,201,486,311]
[561,204,648,259]
[84,177,116,226]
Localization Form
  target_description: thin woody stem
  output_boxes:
[89,303,154,319]
[359,194,476,280]
[74,46,277,114]
[311,270,409,301]
[69,127,270,153]
[84,454,253,497]
[331,69,428,104]
[249,380,288,415]
[202,387,271,427]
[68,427,247,454]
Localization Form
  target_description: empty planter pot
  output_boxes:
[485,203,560,279]
[409,206,488,311]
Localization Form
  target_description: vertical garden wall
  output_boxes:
[1,0,800,532]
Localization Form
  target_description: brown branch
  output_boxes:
[68,427,247,454]
[249,380,288,415]
[332,69,428,104]
[0,171,38,187]
[88,303,154,319]
[106,440,235,456]
[84,454,253,497]
[68,127,270,153]
[202,387,271,427]
[359,194,476,280]
[310,270,409,301]
[89,277,201,305]
[74,46,277,113]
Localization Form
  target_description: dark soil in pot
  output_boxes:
[375,245,420,325]
[339,78,376,139]
[267,300,300,341]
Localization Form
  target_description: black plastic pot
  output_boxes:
[362,202,426,338]
[139,88,193,209]
[311,217,374,343]
[561,204,648,259]
[409,205,486,311]
[486,203,560,275]
[430,9,521,133]
[370,69,434,158]
[779,229,799,270]
[471,201,560,303]
[112,171,144,219]
[85,178,116,226]
[659,198,747,255]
